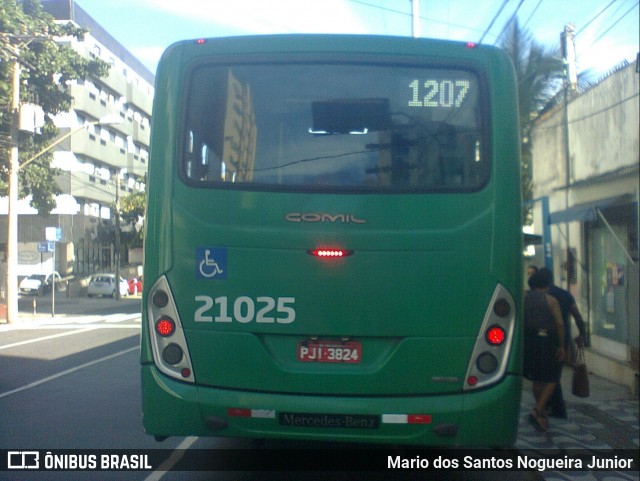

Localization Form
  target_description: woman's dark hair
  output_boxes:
[528,270,551,289]
[538,267,554,285]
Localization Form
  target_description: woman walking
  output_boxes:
[523,271,565,432]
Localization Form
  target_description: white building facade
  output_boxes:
[1,0,153,278]
[529,61,639,392]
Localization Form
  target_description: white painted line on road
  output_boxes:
[0,315,141,332]
[0,327,100,350]
[8,323,142,331]
[144,436,199,481]
[0,346,138,400]
[106,313,141,323]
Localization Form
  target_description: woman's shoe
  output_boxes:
[528,408,548,432]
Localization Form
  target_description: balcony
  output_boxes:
[127,82,153,116]
[131,121,150,146]
[69,130,128,171]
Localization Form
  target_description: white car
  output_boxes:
[87,274,129,298]
[19,272,60,296]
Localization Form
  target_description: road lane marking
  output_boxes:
[106,313,141,323]
[0,316,141,335]
[0,327,100,350]
[0,314,141,330]
[144,436,199,481]
[0,323,141,332]
[0,346,138,399]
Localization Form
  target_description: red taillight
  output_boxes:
[308,248,353,258]
[466,42,477,48]
[195,38,207,44]
[486,325,506,345]
[155,317,176,337]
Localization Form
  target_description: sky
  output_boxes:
[73,0,639,77]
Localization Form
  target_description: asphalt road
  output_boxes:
[0,294,635,480]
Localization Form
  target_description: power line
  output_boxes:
[348,0,488,35]
[575,0,617,36]
[521,0,544,29]
[478,0,511,44]
[592,1,639,44]
[494,0,530,45]
[349,0,410,17]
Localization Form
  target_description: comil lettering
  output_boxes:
[285,213,366,224]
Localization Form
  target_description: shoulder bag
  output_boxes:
[572,345,590,398]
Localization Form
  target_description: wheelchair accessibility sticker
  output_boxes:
[196,247,227,280]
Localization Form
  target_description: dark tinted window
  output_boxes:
[182,63,486,192]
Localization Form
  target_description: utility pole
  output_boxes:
[411,0,421,38]
[5,56,21,323]
[561,23,578,290]
[3,34,50,323]
[114,172,121,301]
[561,24,578,93]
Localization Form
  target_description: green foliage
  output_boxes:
[499,18,564,224]
[119,190,146,247]
[120,190,146,224]
[0,0,109,213]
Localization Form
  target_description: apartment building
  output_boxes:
[8,0,154,277]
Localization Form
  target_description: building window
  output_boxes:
[587,204,638,344]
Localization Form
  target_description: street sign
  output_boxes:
[37,241,55,253]
[46,227,62,242]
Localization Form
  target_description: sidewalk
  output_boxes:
[1,288,141,326]
[519,365,639,464]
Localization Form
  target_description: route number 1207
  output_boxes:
[408,79,470,108]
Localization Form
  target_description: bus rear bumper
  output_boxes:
[142,366,521,447]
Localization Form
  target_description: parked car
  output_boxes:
[19,272,60,296]
[87,274,129,298]
[127,277,143,295]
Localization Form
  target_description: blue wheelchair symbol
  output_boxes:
[196,247,227,279]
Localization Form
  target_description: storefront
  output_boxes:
[548,194,638,390]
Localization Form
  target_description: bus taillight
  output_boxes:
[147,276,195,383]
[486,325,506,345]
[162,343,183,365]
[155,317,176,337]
[464,284,516,391]
[152,290,169,308]
[476,352,498,374]
[493,298,510,317]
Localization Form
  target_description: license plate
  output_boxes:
[297,340,362,363]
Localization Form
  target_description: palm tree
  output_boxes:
[498,18,564,223]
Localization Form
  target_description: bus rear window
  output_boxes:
[182,63,487,192]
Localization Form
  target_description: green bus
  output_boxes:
[141,34,522,447]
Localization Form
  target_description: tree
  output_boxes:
[119,190,146,248]
[0,0,109,213]
[498,18,564,224]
